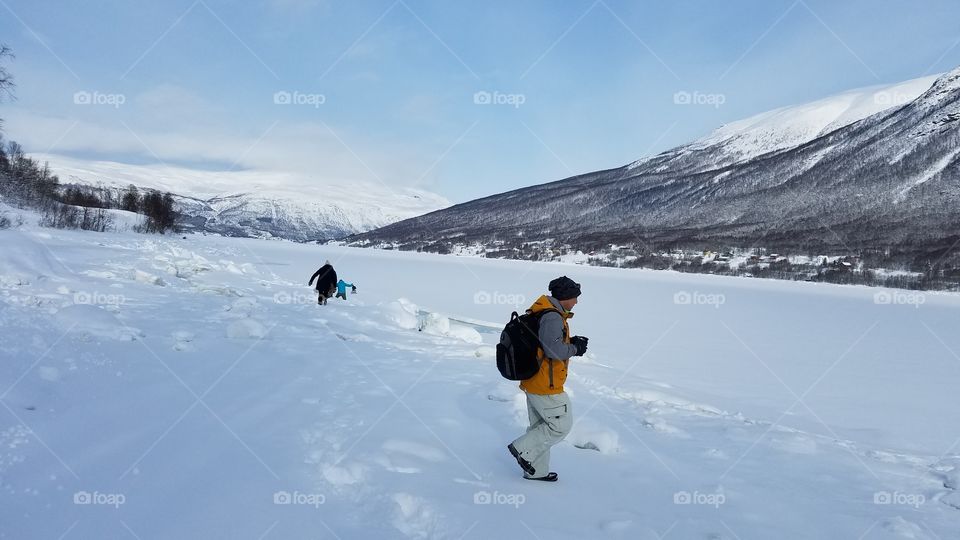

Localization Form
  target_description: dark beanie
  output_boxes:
[549,276,581,300]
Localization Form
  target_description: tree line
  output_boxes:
[0,136,179,233]
[0,44,177,233]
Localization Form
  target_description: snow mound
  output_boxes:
[226,297,259,315]
[419,312,482,344]
[419,311,450,335]
[0,231,70,287]
[159,251,216,278]
[568,420,621,454]
[226,318,268,339]
[444,323,482,344]
[192,284,243,296]
[54,303,142,341]
[385,298,420,330]
[134,269,165,286]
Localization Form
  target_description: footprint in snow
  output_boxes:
[599,519,664,539]
[391,493,446,540]
[641,417,686,437]
[335,332,372,343]
[320,462,366,486]
[375,439,448,474]
[171,330,194,351]
[880,517,937,539]
[703,448,729,459]
[930,456,960,509]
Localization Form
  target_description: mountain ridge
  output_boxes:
[349,67,960,282]
[37,154,450,241]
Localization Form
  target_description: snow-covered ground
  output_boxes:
[2,220,960,539]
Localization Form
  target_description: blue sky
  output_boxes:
[1,0,959,203]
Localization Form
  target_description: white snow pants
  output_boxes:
[511,391,572,477]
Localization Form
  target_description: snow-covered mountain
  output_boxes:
[353,68,960,259]
[36,154,450,241]
[629,74,939,173]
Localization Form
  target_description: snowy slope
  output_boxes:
[358,68,960,255]
[34,154,450,241]
[3,217,960,538]
[631,74,939,170]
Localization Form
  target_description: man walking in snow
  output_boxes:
[308,260,338,305]
[508,276,588,482]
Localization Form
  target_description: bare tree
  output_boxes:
[0,44,14,99]
[0,44,14,131]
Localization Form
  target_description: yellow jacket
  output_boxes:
[520,295,575,395]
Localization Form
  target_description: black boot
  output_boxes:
[524,472,558,482]
[507,443,536,476]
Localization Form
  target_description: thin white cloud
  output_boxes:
[4,107,436,193]
[31,152,450,214]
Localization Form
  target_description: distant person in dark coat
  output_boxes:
[308,260,338,305]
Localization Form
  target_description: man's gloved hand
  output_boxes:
[571,335,589,356]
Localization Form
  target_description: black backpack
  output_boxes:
[496,309,556,380]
